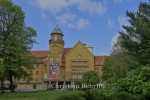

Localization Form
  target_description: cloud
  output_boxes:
[31,0,69,15]
[118,16,129,30]
[111,33,119,48]
[114,0,133,3]
[69,0,107,15]
[27,0,107,30]
[27,0,106,30]
[28,0,107,16]
[68,19,90,30]
[56,13,76,24]
[108,18,115,28]
[111,16,129,48]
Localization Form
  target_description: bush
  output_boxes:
[113,92,134,100]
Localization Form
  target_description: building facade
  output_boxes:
[16,25,105,90]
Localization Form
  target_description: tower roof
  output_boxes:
[52,25,63,34]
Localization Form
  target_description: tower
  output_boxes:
[46,25,64,79]
[49,25,64,54]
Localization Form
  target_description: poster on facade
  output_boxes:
[49,62,59,78]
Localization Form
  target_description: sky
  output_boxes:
[12,0,149,56]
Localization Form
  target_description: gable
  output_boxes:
[66,41,94,59]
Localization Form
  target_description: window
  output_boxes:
[36,71,39,75]
[96,62,99,65]
[50,57,53,62]
[56,57,60,62]
[35,78,39,82]
[78,74,82,79]
[72,67,76,71]
[78,67,82,71]
[77,54,82,59]
[20,84,23,89]
[72,61,76,65]
[72,74,76,79]
[83,61,87,65]
[54,36,57,41]
[83,67,87,72]
[101,62,104,65]
[23,79,26,82]
[27,84,30,89]
[62,69,65,74]
[58,37,62,41]
[78,61,82,65]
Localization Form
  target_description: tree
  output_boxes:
[0,64,7,93]
[82,70,100,85]
[112,66,150,95]
[119,1,150,65]
[102,1,150,83]
[0,0,37,92]
[102,40,138,83]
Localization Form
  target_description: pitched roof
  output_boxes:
[62,48,72,66]
[31,51,49,57]
[63,48,72,56]
[31,48,72,58]
[31,50,106,66]
[65,41,94,57]
[94,56,105,65]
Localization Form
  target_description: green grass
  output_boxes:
[0,90,80,100]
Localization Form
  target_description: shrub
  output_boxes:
[113,92,134,100]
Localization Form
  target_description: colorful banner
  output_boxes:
[49,62,59,78]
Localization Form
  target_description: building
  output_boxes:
[16,25,105,90]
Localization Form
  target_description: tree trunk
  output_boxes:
[9,71,14,92]
[1,79,5,93]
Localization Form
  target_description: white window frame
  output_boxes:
[50,57,53,62]
[78,74,82,79]
[72,74,76,79]
[72,67,76,71]
[83,67,87,72]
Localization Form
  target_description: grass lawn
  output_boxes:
[0,90,80,100]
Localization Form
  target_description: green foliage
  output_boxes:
[119,2,150,65]
[112,92,134,100]
[81,88,135,100]
[102,42,138,83]
[0,0,37,92]
[90,88,112,100]
[139,66,150,82]
[56,94,85,100]
[0,90,81,100]
[82,70,100,85]
[112,66,150,95]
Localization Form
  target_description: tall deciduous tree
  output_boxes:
[0,0,37,92]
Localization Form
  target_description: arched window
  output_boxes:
[54,36,57,41]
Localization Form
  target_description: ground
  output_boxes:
[0,90,80,100]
